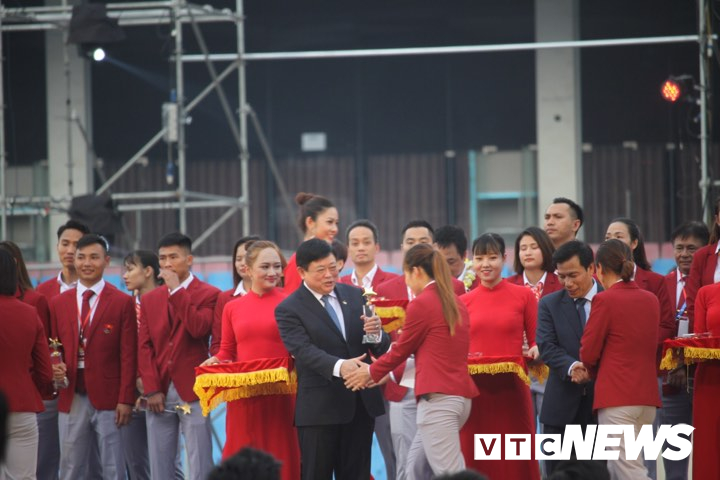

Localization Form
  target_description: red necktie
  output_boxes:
[76,289,95,394]
[677,277,687,311]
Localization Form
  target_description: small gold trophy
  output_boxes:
[362,286,381,344]
[49,338,69,390]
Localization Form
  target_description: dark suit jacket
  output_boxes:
[537,285,602,426]
[686,242,718,328]
[50,283,137,412]
[275,282,390,427]
[138,277,219,402]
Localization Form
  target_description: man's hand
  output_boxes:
[339,353,367,378]
[570,362,590,384]
[200,356,220,367]
[146,392,165,413]
[159,269,181,291]
[527,345,540,361]
[52,362,67,383]
[361,314,382,336]
[344,363,372,391]
[115,403,133,426]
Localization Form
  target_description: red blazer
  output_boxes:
[50,283,137,412]
[138,277,219,402]
[634,267,677,371]
[686,242,718,327]
[283,253,302,293]
[36,275,63,300]
[580,281,662,411]
[370,283,478,399]
[505,272,563,298]
[210,288,243,356]
[375,274,466,300]
[0,296,53,412]
[339,266,399,290]
[17,287,51,339]
[664,270,679,310]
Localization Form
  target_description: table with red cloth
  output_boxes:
[194,357,298,479]
[660,335,720,480]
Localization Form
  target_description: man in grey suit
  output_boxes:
[537,241,602,476]
[275,239,390,480]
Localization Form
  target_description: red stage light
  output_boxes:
[661,79,682,103]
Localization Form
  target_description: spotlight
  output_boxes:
[92,47,106,62]
[661,79,681,103]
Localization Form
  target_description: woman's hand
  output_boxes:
[344,363,372,391]
[200,356,220,366]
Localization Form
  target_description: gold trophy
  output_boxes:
[49,338,69,390]
[362,286,381,344]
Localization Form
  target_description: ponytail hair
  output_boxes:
[403,243,461,335]
[295,192,334,234]
[596,239,635,282]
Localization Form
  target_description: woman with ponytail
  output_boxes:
[344,243,477,477]
[580,239,661,480]
[458,233,541,480]
[283,193,339,292]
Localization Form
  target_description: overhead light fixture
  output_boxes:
[68,4,125,62]
[92,47,106,62]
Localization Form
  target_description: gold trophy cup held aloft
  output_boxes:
[49,337,69,390]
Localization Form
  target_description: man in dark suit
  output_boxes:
[537,241,601,476]
[275,238,390,480]
[50,234,137,480]
[138,232,219,480]
[339,219,398,480]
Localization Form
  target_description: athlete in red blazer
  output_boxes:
[50,282,137,413]
[686,241,718,327]
[339,266,398,290]
[17,288,51,338]
[580,281,662,411]
[634,267,677,369]
[505,272,563,298]
[138,276,219,402]
[376,273,466,298]
[0,295,54,412]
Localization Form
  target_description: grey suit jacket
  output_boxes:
[275,282,390,427]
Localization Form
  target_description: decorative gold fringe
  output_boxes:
[528,364,549,384]
[659,349,678,371]
[194,368,297,416]
[684,347,720,362]
[382,319,404,333]
[375,306,406,321]
[468,362,531,386]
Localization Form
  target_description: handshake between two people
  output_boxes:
[570,362,591,384]
[342,354,390,391]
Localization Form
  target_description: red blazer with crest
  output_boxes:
[138,277,219,402]
[505,272,563,298]
[50,283,137,412]
[580,281,662,411]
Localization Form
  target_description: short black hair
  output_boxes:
[57,219,90,240]
[345,219,379,244]
[670,221,710,245]
[296,238,333,270]
[206,447,281,480]
[553,240,594,269]
[76,234,109,254]
[472,233,505,256]
[401,220,434,241]
[552,197,584,229]
[0,249,18,295]
[331,239,348,264]
[434,225,468,256]
[158,232,192,253]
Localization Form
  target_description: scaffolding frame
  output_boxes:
[0,1,715,248]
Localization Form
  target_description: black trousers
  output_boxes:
[297,397,375,480]
[543,393,597,476]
